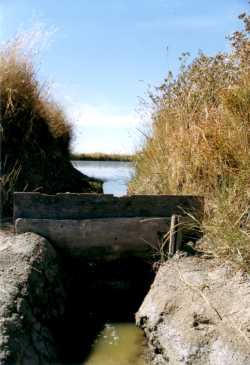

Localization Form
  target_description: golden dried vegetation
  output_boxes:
[129,13,250,269]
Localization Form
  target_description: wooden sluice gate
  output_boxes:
[14,193,203,260]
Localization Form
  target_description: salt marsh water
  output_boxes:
[72,160,134,196]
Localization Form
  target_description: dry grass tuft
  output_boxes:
[0,30,95,218]
[0,33,72,157]
[129,13,250,269]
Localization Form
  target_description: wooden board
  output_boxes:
[15,217,171,260]
[14,193,203,220]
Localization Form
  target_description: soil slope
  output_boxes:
[137,255,250,365]
[0,233,65,364]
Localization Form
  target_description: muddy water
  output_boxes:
[84,323,147,365]
[72,160,148,365]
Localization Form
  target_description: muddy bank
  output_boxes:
[0,229,154,364]
[136,255,250,365]
[2,229,250,365]
[0,223,14,241]
[0,233,65,364]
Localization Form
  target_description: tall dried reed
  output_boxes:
[129,13,250,268]
[0,30,73,217]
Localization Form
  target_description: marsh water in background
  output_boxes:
[72,160,148,365]
[72,160,134,196]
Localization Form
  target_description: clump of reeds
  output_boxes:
[0,32,72,159]
[129,13,250,269]
[0,31,96,218]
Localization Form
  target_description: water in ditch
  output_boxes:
[71,160,149,365]
[84,323,147,365]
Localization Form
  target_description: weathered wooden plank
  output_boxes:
[15,217,171,260]
[14,193,203,220]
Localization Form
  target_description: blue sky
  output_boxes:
[0,0,248,153]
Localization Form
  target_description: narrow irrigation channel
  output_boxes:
[58,160,150,365]
[55,256,153,364]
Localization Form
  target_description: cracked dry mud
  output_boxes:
[0,233,65,365]
[136,256,250,365]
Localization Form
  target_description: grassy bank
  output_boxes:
[0,32,101,218]
[71,152,133,162]
[129,13,250,269]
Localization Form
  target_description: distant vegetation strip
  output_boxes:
[71,152,133,162]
